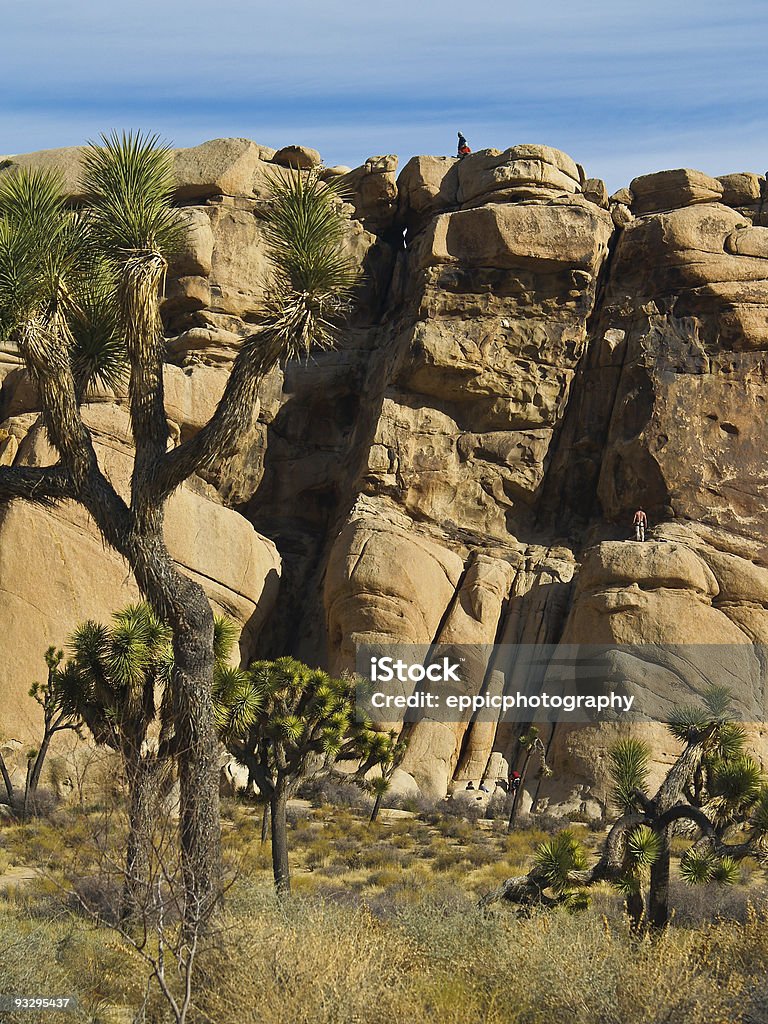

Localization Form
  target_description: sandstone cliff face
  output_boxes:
[2,138,768,811]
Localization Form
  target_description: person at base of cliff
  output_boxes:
[457,132,471,159]
[509,770,521,793]
[633,508,648,542]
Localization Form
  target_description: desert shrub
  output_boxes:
[285,802,313,826]
[304,838,336,870]
[425,798,486,825]
[298,773,371,812]
[459,842,498,868]
[431,847,472,872]
[356,844,409,871]
[367,867,408,889]
[667,879,768,928]
[433,815,477,842]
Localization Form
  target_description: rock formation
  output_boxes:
[2,136,768,812]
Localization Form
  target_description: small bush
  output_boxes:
[298,774,370,811]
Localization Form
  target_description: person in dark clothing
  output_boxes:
[457,132,471,159]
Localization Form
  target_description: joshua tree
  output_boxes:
[217,657,376,896]
[481,686,768,930]
[61,603,247,917]
[355,730,407,823]
[0,135,358,925]
[507,726,552,832]
[23,647,84,816]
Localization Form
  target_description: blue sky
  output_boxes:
[2,0,767,192]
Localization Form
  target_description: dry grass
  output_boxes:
[3,878,765,1024]
[2,799,768,1022]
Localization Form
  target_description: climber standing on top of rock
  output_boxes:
[633,508,648,542]
[457,132,471,159]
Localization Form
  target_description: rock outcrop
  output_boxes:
[3,138,768,812]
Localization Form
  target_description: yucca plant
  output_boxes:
[609,738,651,814]
[355,730,407,823]
[482,684,768,930]
[534,831,588,897]
[0,131,361,930]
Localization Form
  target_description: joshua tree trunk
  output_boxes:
[507,748,532,833]
[625,889,646,932]
[122,757,158,920]
[0,751,14,806]
[648,826,672,929]
[270,777,291,898]
[370,791,384,824]
[261,802,270,844]
[23,728,55,817]
[27,732,52,799]
[129,532,222,932]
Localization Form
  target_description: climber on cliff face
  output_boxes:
[633,508,648,542]
[457,132,471,159]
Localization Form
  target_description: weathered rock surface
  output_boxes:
[272,145,321,170]
[629,168,724,215]
[4,138,768,809]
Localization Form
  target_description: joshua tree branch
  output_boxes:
[654,727,715,813]
[150,328,282,502]
[0,464,74,505]
[119,257,171,518]
[14,322,132,540]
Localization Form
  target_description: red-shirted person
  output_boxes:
[457,132,472,159]
[633,508,648,542]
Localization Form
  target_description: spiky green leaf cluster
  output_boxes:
[667,704,711,742]
[608,738,650,813]
[748,788,768,837]
[710,721,747,762]
[213,665,261,744]
[0,169,81,337]
[80,131,185,258]
[0,167,125,395]
[709,755,764,816]
[668,684,736,742]
[261,169,359,358]
[65,602,244,755]
[245,657,356,754]
[680,848,739,886]
[66,602,173,738]
[519,727,539,749]
[218,656,375,786]
[626,824,662,869]
[213,615,241,664]
[534,830,588,895]
[560,889,591,913]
